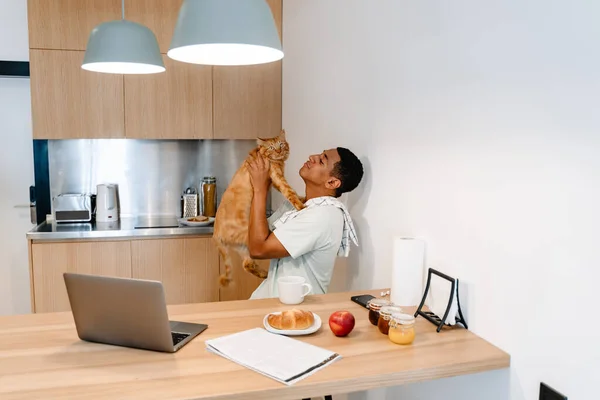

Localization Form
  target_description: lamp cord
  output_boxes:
[121,0,125,20]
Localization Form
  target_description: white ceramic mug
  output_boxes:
[277,276,313,305]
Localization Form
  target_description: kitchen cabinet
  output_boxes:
[213,0,282,140]
[124,56,213,139]
[27,0,281,52]
[27,0,282,140]
[29,49,125,139]
[28,235,259,313]
[30,240,132,313]
[127,0,283,140]
[213,61,282,140]
[124,0,184,54]
[130,237,220,305]
[27,0,121,51]
[219,251,268,302]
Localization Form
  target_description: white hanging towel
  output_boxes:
[272,196,358,257]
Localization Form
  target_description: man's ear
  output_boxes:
[325,177,341,191]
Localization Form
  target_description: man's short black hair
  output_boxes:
[332,147,364,198]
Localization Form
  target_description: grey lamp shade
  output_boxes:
[82,20,165,74]
[168,0,283,66]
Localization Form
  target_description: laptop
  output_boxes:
[63,273,208,353]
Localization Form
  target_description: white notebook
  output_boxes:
[205,328,341,385]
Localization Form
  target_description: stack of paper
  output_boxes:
[205,328,341,385]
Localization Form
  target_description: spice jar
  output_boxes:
[366,298,392,326]
[388,313,416,345]
[377,306,402,335]
[202,176,217,217]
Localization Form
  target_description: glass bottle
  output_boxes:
[388,313,416,345]
[202,176,217,217]
[366,298,392,326]
[377,305,402,335]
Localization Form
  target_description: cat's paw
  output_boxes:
[219,274,232,287]
[253,269,268,279]
[242,258,268,279]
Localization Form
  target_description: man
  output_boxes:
[246,147,364,299]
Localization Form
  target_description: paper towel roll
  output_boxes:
[390,237,426,307]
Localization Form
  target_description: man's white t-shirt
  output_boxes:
[249,199,344,299]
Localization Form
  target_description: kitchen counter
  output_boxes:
[26,216,214,241]
[0,289,510,400]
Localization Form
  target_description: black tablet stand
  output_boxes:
[414,268,468,332]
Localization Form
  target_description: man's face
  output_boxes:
[299,148,341,188]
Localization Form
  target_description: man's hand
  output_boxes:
[247,154,271,193]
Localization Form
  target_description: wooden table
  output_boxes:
[0,289,510,400]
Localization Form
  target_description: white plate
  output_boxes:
[263,312,322,336]
[178,217,215,227]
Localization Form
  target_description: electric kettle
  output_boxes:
[96,184,119,222]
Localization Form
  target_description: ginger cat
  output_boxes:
[213,130,305,287]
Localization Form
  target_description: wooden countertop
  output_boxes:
[26,217,214,242]
[0,289,510,400]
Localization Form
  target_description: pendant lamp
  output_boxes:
[82,0,165,74]
[168,0,283,66]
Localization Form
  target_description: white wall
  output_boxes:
[0,0,30,61]
[282,1,599,399]
[0,0,33,316]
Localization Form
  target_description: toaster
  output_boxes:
[53,193,95,223]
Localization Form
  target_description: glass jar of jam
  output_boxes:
[366,298,392,326]
[388,313,416,345]
[377,306,402,335]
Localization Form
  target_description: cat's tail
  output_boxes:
[242,258,268,280]
[215,240,233,287]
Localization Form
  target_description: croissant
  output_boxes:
[267,309,315,330]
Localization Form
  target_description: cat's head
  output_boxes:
[257,130,290,161]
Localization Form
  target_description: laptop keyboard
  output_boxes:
[172,332,190,346]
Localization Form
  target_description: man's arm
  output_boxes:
[246,155,290,259]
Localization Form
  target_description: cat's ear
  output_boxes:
[256,137,268,147]
[278,129,286,140]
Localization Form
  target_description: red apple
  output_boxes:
[328,311,355,337]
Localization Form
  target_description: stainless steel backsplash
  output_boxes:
[48,139,269,217]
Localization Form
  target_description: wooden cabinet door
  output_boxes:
[29,49,125,139]
[218,252,267,302]
[27,0,122,51]
[31,241,132,313]
[131,237,220,305]
[213,0,282,140]
[124,0,184,54]
[124,56,212,139]
[213,61,282,140]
